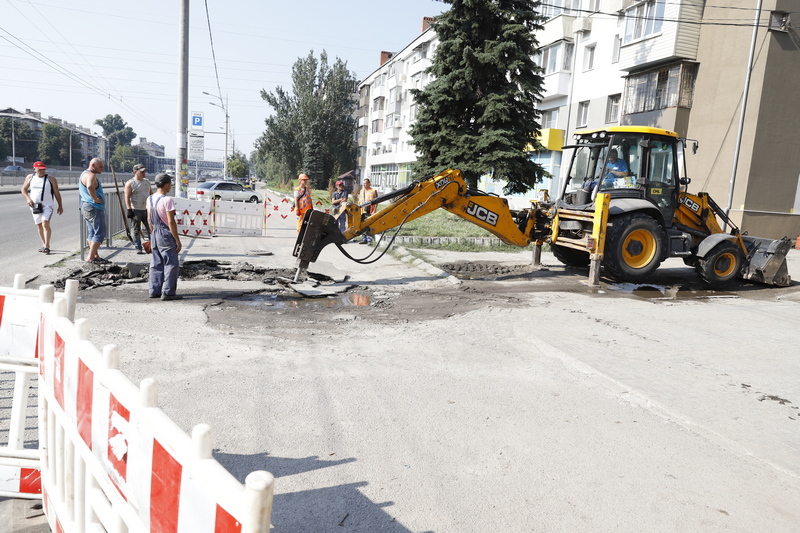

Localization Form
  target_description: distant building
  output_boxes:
[138,137,165,157]
[0,107,107,166]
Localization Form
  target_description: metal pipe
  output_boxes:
[725,0,763,223]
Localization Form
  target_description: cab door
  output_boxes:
[642,137,679,222]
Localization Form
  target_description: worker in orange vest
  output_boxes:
[293,173,313,233]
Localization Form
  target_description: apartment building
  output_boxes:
[358,18,437,192]
[358,2,800,239]
[0,107,108,167]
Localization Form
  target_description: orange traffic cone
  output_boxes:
[796,235,800,250]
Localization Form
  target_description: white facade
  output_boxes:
[358,28,437,193]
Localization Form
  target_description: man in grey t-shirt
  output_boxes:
[124,163,153,254]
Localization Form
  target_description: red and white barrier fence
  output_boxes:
[0,275,76,500]
[1,279,275,531]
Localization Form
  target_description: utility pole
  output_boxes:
[176,0,190,198]
[11,113,16,164]
[725,0,763,223]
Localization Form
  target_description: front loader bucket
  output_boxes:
[293,209,346,264]
[740,236,792,286]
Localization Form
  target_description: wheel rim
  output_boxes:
[621,229,658,269]
[714,252,737,278]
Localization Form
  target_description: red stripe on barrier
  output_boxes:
[53,332,65,409]
[77,359,93,450]
[19,468,42,494]
[151,439,182,533]
[55,517,64,533]
[0,294,5,326]
[108,393,130,486]
[214,504,242,532]
[37,313,43,367]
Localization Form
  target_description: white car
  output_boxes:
[188,181,261,202]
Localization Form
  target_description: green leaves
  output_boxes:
[257,51,357,189]
[411,0,546,193]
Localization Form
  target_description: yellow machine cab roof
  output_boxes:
[574,126,678,138]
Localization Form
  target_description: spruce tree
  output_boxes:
[410,0,546,193]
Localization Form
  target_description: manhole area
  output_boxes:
[438,261,535,279]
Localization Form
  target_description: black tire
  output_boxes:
[551,243,590,267]
[696,241,743,288]
[603,213,665,282]
[248,196,259,203]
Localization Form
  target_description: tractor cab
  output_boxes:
[559,126,681,222]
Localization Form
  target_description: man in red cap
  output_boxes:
[21,161,64,255]
[293,173,312,233]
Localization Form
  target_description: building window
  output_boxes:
[541,108,559,129]
[387,63,396,78]
[588,0,601,12]
[388,87,397,104]
[623,61,698,115]
[413,43,429,63]
[606,94,621,123]
[612,35,621,63]
[535,41,574,75]
[624,0,666,44]
[372,97,385,112]
[538,0,581,20]
[583,44,595,71]
[577,101,589,127]
[409,104,417,122]
[371,119,383,133]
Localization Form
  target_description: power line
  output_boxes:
[203,0,224,104]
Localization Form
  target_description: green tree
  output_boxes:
[37,123,83,166]
[227,150,250,180]
[110,145,148,173]
[258,50,357,189]
[94,113,136,155]
[410,0,546,193]
[0,117,39,164]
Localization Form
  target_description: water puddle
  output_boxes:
[607,283,738,300]
[232,292,372,309]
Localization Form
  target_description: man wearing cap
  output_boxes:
[331,180,348,233]
[358,178,378,244]
[124,163,152,254]
[147,173,182,300]
[79,158,109,263]
[293,173,312,233]
[21,161,63,255]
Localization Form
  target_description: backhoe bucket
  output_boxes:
[740,236,792,286]
[293,209,346,264]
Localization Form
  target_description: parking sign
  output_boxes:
[191,112,203,129]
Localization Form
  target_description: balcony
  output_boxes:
[541,71,572,100]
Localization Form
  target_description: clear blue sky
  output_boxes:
[1,0,447,161]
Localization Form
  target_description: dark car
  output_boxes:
[3,165,25,172]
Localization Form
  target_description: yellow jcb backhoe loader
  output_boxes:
[293,126,791,288]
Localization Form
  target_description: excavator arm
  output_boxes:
[293,169,537,273]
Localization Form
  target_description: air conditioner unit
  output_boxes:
[574,17,592,33]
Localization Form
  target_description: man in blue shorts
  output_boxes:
[79,158,109,264]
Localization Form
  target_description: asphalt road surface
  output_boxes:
[2,204,800,532]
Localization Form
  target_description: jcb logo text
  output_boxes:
[680,196,701,213]
[466,202,499,226]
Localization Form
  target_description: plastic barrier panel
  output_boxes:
[0,277,74,500]
[29,286,274,532]
[212,200,266,236]
[174,198,214,237]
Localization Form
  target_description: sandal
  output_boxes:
[91,257,111,264]
[43,248,50,255]
[38,247,46,253]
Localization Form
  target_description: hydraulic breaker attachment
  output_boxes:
[292,210,347,281]
[740,236,792,286]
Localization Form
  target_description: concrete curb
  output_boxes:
[392,245,461,285]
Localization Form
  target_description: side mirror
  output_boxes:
[680,177,691,186]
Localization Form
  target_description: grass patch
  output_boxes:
[394,209,494,238]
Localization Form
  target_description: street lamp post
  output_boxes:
[203,92,229,178]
